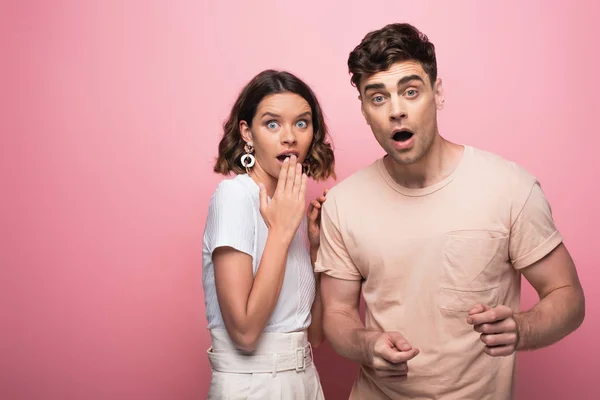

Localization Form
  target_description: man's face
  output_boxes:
[359,60,444,165]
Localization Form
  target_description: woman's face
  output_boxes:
[241,92,314,180]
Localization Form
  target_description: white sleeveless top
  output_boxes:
[202,174,315,332]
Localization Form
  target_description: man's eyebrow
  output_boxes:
[363,75,424,95]
[397,75,424,86]
[363,83,385,94]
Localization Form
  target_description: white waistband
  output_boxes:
[207,329,313,374]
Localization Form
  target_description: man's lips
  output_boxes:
[392,129,414,142]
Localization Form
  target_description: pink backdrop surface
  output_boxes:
[1,1,599,399]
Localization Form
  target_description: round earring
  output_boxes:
[240,143,255,173]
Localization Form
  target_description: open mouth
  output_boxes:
[276,152,299,162]
[392,130,414,142]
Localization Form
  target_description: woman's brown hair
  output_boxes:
[214,70,335,181]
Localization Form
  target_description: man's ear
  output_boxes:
[434,78,445,110]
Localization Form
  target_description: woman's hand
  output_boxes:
[307,188,328,262]
[258,155,307,242]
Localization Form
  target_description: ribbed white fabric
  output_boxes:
[202,174,315,332]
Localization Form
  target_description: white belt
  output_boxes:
[207,343,313,374]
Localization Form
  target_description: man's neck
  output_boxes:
[384,137,464,189]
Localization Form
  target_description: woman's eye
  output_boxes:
[267,121,279,129]
[296,120,308,128]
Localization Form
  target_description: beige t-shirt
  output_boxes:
[315,145,562,399]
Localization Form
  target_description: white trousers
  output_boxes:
[207,329,325,399]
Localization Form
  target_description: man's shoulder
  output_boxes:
[326,159,382,199]
[466,145,536,187]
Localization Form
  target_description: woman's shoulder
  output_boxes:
[210,174,257,206]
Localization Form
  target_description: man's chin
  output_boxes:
[386,149,422,166]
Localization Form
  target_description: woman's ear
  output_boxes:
[239,120,252,143]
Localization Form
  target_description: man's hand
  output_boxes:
[467,304,519,357]
[367,332,420,381]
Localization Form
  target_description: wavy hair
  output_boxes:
[214,70,335,181]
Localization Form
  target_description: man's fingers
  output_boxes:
[372,358,408,372]
[380,347,419,364]
[481,332,518,347]
[398,348,419,362]
[372,358,410,381]
[483,344,515,357]
[468,305,512,325]
[393,339,412,352]
[474,318,517,334]
[468,304,489,316]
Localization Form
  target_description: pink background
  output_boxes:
[1,1,599,399]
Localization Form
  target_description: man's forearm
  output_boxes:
[323,310,379,365]
[514,285,585,351]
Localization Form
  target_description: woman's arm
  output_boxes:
[212,157,307,352]
[307,271,324,347]
[213,233,293,352]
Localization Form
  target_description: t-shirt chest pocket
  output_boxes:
[439,230,509,312]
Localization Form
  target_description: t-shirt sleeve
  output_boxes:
[314,194,362,280]
[509,178,563,270]
[204,180,255,257]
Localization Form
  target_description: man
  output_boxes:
[315,23,585,399]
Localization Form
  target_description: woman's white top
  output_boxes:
[202,174,315,332]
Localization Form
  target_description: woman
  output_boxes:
[202,69,335,399]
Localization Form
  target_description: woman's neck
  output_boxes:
[248,165,277,198]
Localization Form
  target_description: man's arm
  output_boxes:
[468,243,585,355]
[321,274,419,379]
[514,242,585,350]
[317,190,418,377]
[320,274,375,364]
[468,177,584,355]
